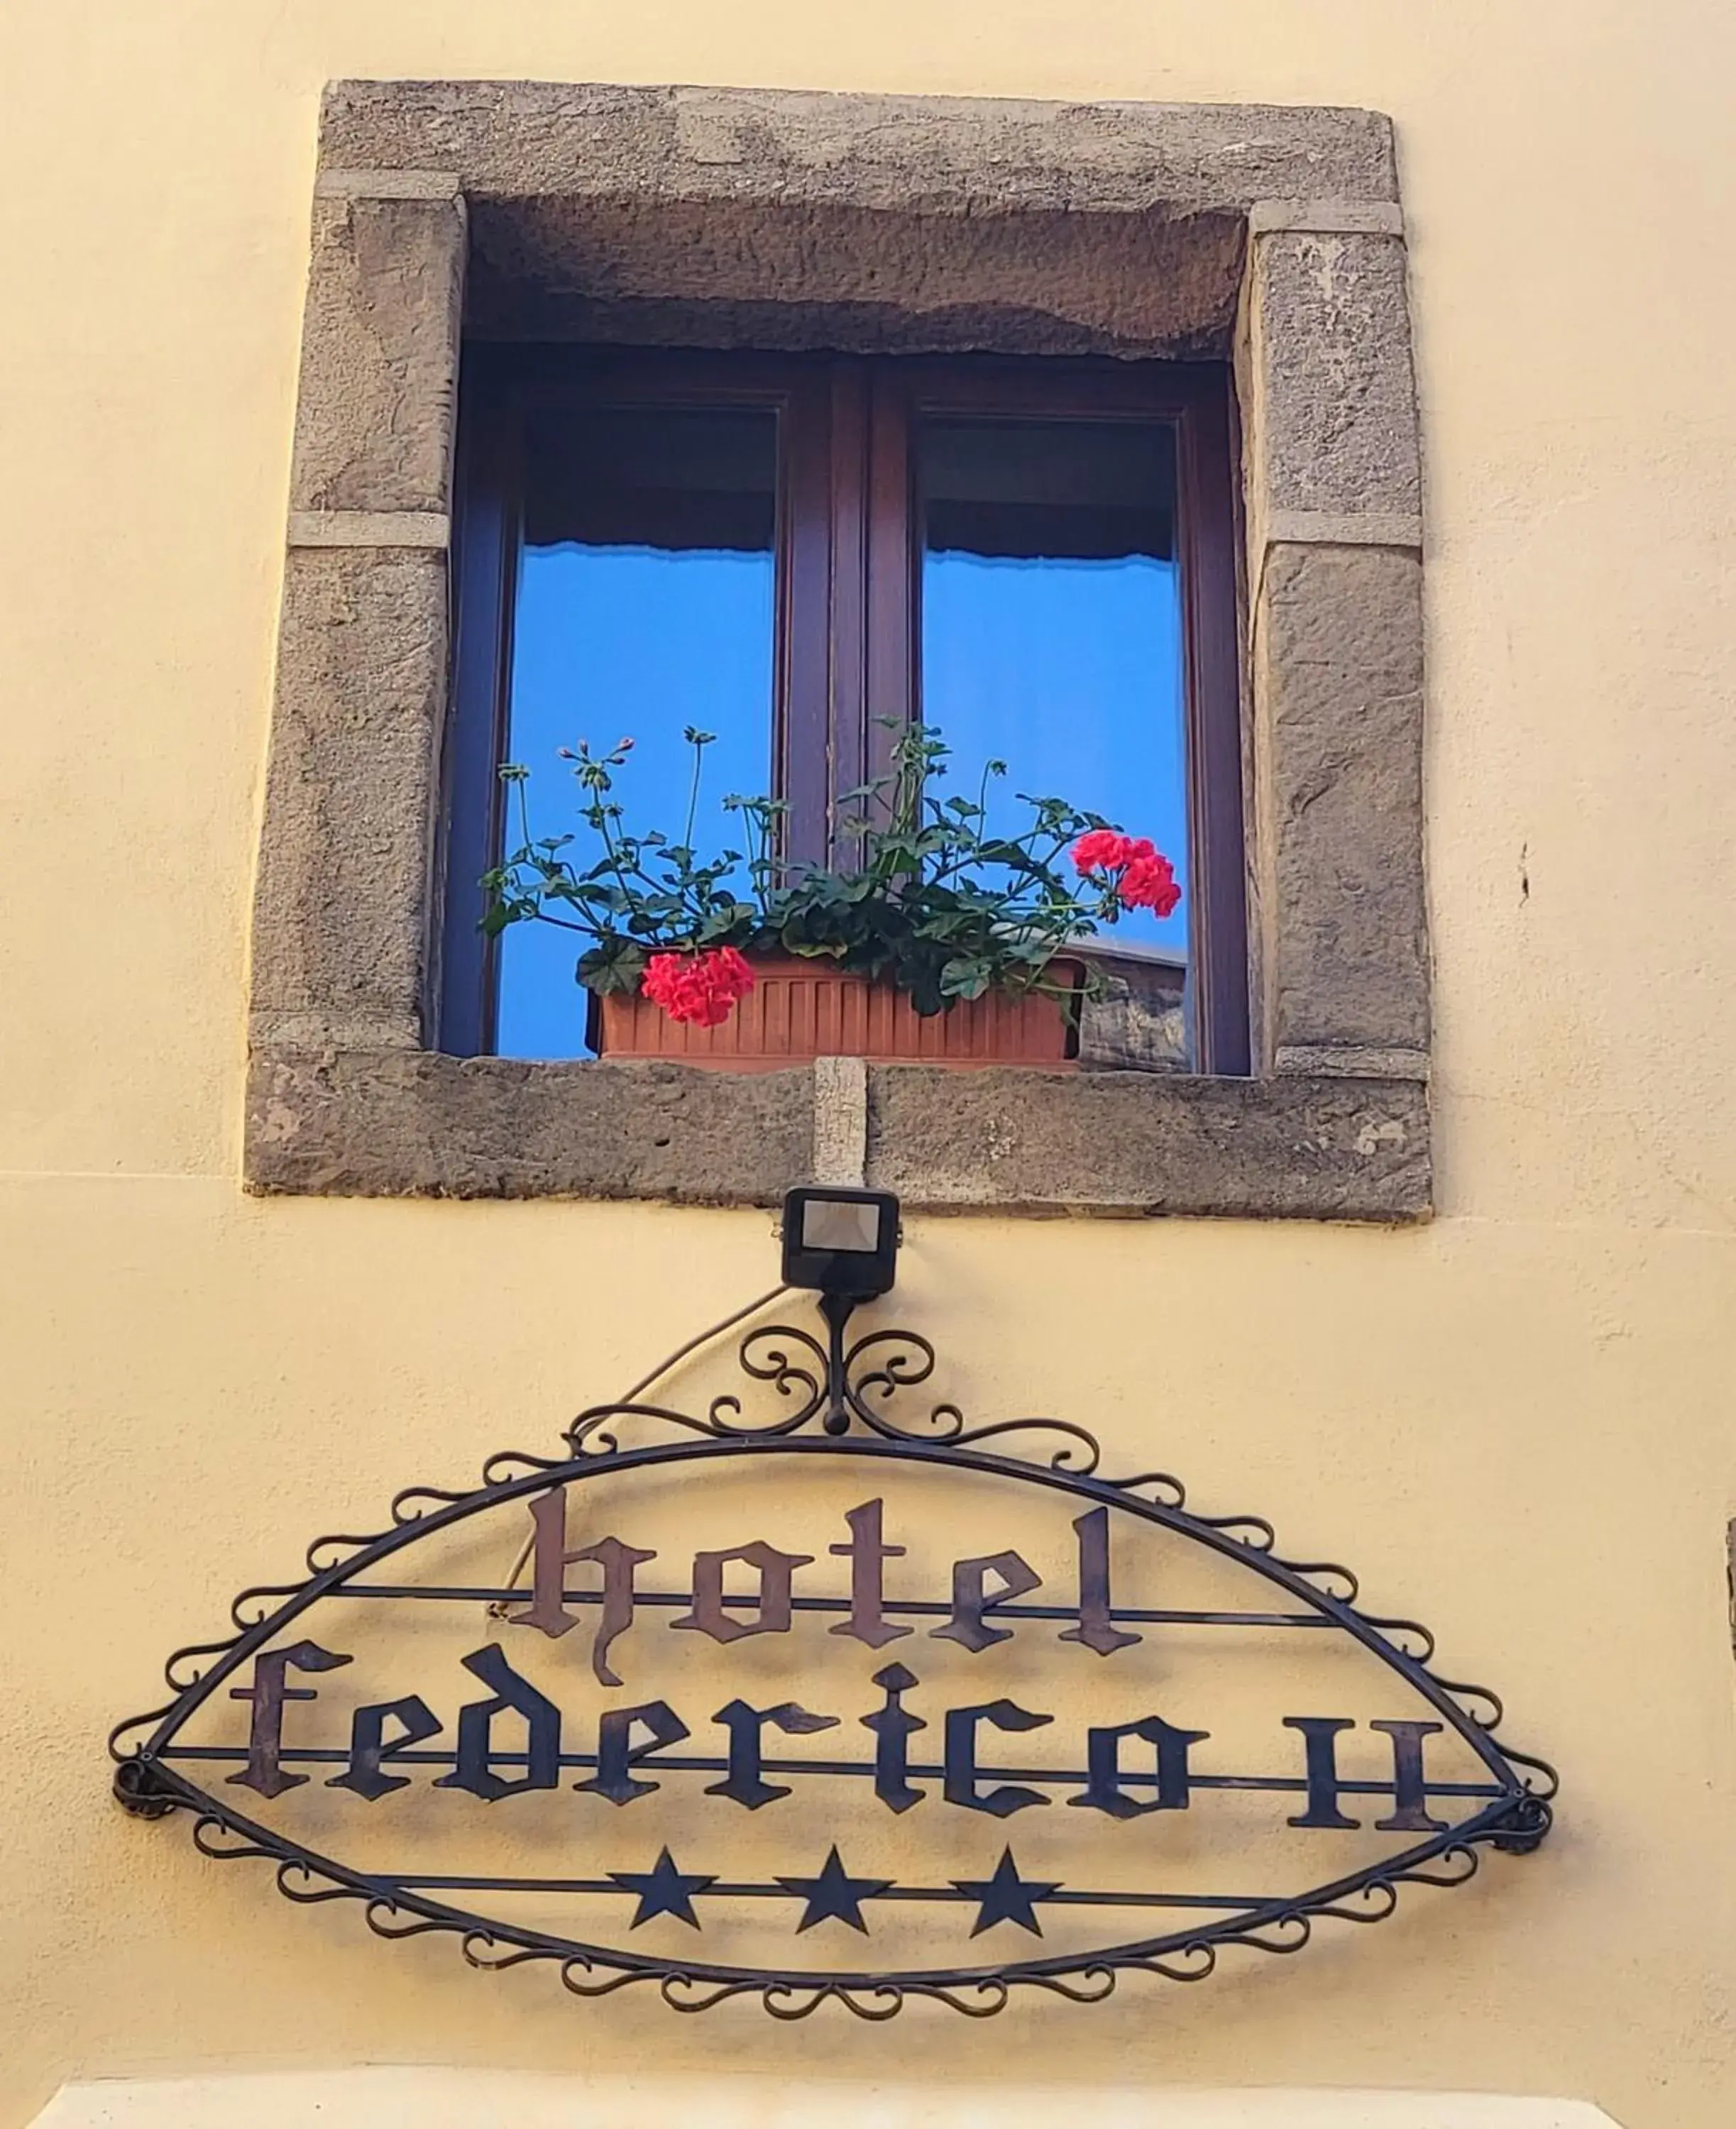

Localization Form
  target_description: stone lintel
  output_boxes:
[319,81,1400,218]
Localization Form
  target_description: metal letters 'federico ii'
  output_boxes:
[113,1193,1556,2018]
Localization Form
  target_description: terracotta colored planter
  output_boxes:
[594,954,1082,1072]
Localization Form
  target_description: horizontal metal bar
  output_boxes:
[338,1584,1339,1629]
[155,1744,1506,1798]
[382,1874,1270,1910]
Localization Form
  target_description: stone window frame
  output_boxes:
[247,81,1429,1221]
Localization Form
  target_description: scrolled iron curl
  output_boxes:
[661,1974,759,2013]
[1284,1559,1361,1603]
[733,1324,830,1423]
[306,1531,388,1574]
[1314,1881,1400,1925]
[390,1483,473,1525]
[1190,1512,1278,1551]
[841,1328,963,1439]
[463,1935,548,1973]
[1103,1469,1189,1506]
[939,1415,1104,1473]
[1358,1611,1438,1663]
[561,1399,768,1458]
[1429,1675,1505,1731]
[229,1580,303,1630]
[276,1863,355,1905]
[1236,1913,1314,1957]
[761,1981,848,2021]
[192,1815,277,1865]
[164,1635,244,1693]
[561,1962,665,2002]
[482,1449,571,1487]
[366,1901,454,1940]
[1022,1966,1121,2004]
[1390,1845,1482,1889]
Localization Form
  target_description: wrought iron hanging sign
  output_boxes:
[112,1191,1556,2018]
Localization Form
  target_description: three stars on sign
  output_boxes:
[610,1844,1059,1936]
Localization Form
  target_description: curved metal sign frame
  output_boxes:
[111,1306,1557,2019]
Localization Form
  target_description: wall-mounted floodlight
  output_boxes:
[781,1187,901,1300]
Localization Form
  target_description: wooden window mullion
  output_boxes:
[823,360,872,861]
[864,368,916,787]
[778,366,835,870]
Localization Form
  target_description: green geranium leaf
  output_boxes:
[577,939,648,996]
[940,957,993,1000]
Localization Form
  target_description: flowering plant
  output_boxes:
[483,722,1179,1028]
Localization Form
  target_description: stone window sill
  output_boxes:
[246,1051,1429,1221]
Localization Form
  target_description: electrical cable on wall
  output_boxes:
[485,1283,795,1619]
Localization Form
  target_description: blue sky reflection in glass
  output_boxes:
[919,416,1187,959]
[498,406,777,1060]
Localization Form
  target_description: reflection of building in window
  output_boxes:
[1077,945,1188,1073]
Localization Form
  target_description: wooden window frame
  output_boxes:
[441,346,1250,1074]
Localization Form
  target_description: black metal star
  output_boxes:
[952,1847,1062,1937]
[608,1847,718,1930]
[776,1846,895,1934]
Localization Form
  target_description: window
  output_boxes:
[439,348,1249,1074]
[250,84,1430,1218]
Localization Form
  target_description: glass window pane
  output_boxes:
[497,405,778,1058]
[918,416,1188,970]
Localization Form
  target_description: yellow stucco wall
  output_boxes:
[2,4,1733,2127]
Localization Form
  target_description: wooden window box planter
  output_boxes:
[590,955,1084,1072]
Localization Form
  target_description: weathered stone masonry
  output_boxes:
[248,82,1429,1219]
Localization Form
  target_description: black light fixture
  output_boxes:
[781,1187,901,1300]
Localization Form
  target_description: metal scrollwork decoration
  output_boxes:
[110,1290,1557,2018]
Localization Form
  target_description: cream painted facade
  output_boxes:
[2,4,1733,2128]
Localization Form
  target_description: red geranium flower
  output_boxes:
[1070,829,1182,917]
[1071,827,1136,876]
[641,947,757,1028]
[1119,851,1181,916]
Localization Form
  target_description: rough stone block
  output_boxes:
[865,1066,1429,1219]
[1244,231,1420,521]
[319,82,1400,218]
[246,1051,815,1204]
[289,192,466,515]
[1254,544,1429,1060]
[250,550,448,1052]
